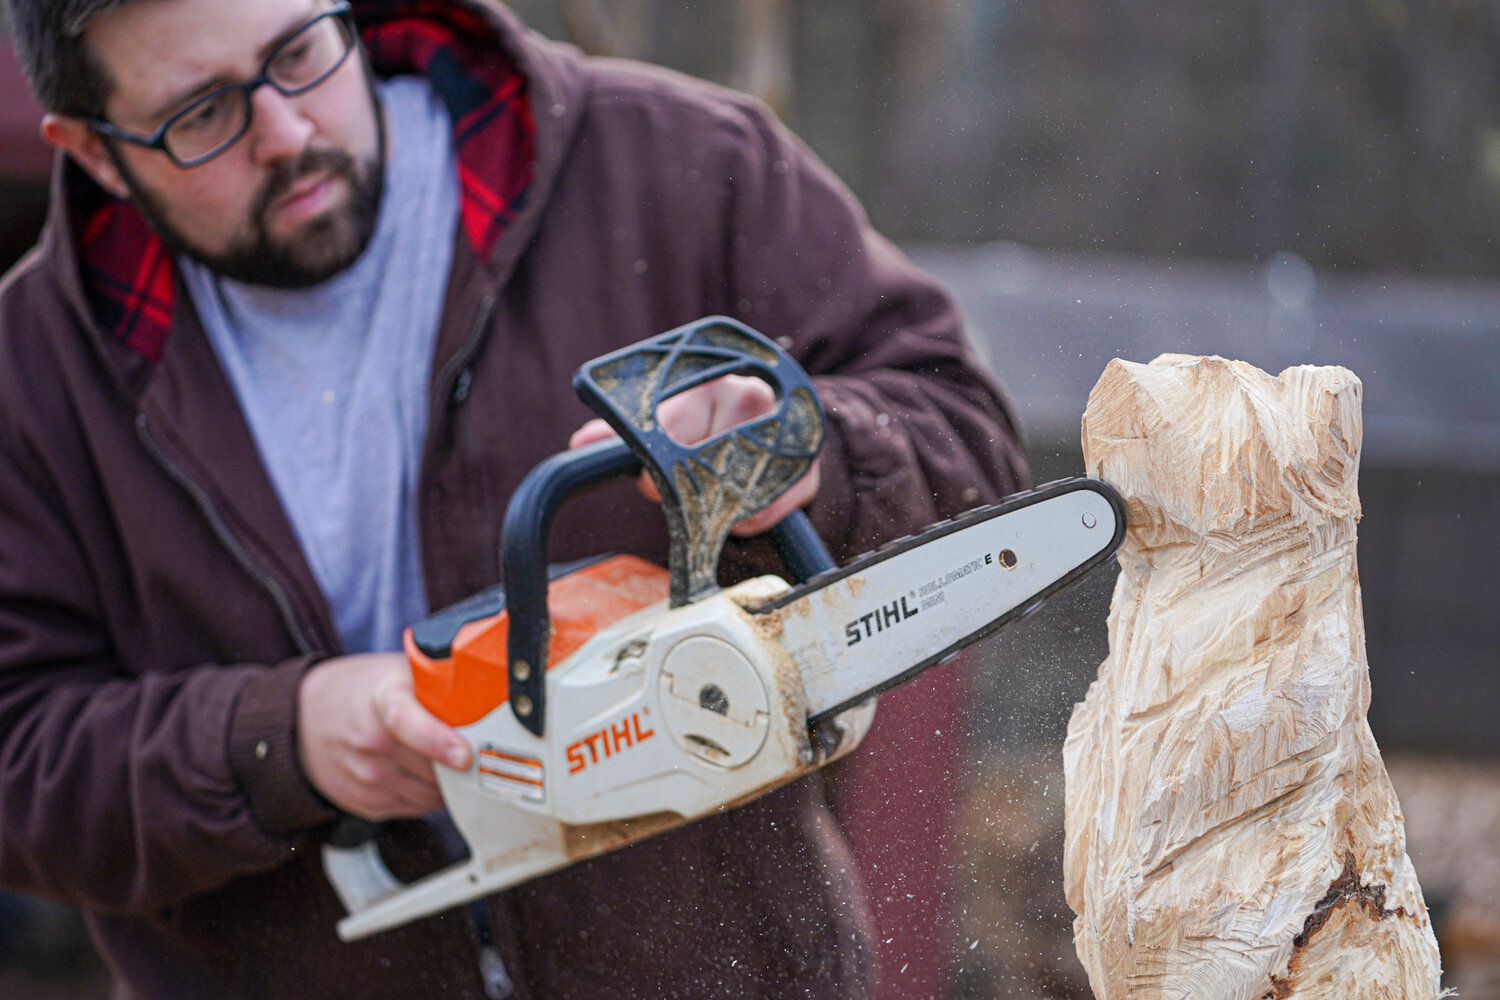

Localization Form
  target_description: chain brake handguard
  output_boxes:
[503,317,829,735]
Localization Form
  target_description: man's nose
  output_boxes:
[246,85,316,164]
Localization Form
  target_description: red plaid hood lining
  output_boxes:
[77,0,535,364]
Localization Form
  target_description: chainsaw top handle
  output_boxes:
[504,317,832,736]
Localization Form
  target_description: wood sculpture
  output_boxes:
[1063,355,1443,999]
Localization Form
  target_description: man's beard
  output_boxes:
[120,146,384,289]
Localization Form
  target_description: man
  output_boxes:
[0,0,1027,996]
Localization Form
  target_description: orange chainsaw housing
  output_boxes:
[407,555,671,728]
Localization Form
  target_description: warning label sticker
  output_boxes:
[478,745,545,803]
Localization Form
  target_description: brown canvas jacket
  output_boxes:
[0,2,1026,996]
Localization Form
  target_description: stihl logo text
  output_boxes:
[844,595,920,646]
[566,709,655,774]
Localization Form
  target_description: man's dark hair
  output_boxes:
[3,0,126,116]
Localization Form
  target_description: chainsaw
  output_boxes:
[323,316,1125,941]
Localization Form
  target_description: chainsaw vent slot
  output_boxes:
[686,734,733,761]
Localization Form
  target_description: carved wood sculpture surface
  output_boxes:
[1063,355,1443,999]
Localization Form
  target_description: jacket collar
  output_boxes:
[71,0,537,365]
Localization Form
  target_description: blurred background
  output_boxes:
[1,1,1495,997]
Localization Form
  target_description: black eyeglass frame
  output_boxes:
[84,2,357,168]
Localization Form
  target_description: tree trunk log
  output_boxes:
[1064,355,1443,999]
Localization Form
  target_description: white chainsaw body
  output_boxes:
[328,574,873,941]
[321,319,1124,944]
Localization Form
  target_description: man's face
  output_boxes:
[84,0,383,287]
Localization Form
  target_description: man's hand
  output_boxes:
[298,653,472,820]
[569,374,820,536]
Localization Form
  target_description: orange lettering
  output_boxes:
[567,710,655,777]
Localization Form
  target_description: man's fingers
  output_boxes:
[342,748,447,819]
[568,418,616,450]
[385,741,440,783]
[568,376,776,453]
[297,653,471,819]
[382,764,447,814]
[375,682,472,771]
[566,374,819,532]
[655,375,773,446]
[345,767,446,820]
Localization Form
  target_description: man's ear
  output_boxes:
[41,113,131,200]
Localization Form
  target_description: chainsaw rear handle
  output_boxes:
[497,436,638,733]
[502,439,834,736]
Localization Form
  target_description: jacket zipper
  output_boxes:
[135,413,316,656]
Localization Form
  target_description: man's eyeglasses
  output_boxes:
[86,3,358,168]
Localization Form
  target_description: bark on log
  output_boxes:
[1063,355,1443,999]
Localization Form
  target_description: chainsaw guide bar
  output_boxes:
[763,477,1126,725]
